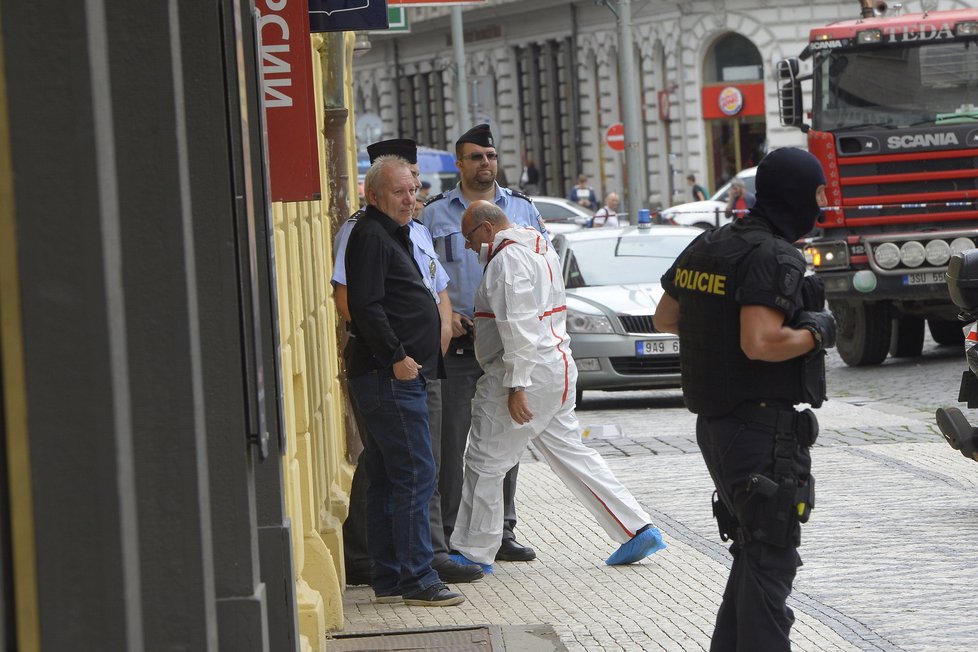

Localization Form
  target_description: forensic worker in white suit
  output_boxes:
[449,200,667,571]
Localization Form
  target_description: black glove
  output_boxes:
[800,274,825,312]
[795,309,837,353]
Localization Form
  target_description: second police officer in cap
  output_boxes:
[654,147,836,651]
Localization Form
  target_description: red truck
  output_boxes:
[776,0,978,366]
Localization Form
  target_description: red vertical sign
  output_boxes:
[257,0,321,202]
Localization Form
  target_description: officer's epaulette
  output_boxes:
[509,188,533,203]
[424,192,446,207]
[347,207,365,222]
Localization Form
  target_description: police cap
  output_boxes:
[366,138,418,164]
[456,123,494,149]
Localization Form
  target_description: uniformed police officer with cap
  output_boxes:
[424,123,546,563]
[333,138,484,586]
[654,147,836,651]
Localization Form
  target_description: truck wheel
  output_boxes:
[890,315,924,358]
[929,318,965,346]
[831,299,891,367]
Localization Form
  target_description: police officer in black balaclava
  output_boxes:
[654,147,836,652]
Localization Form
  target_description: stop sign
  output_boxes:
[605,123,625,151]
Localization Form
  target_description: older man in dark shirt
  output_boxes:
[345,155,463,607]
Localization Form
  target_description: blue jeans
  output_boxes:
[348,370,439,596]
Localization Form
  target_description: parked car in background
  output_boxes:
[530,196,591,234]
[658,166,757,230]
[552,224,702,403]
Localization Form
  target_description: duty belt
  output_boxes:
[731,400,819,448]
[449,336,475,357]
[731,401,798,432]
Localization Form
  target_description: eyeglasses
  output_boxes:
[461,151,498,162]
[463,221,487,243]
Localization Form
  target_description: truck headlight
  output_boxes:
[874,242,901,269]
[956,21,978,36]
[925,239,951,266]
[804,240,849,270]
[951,237,975,255]
[857,29,882,43]
[899,241,926,268]
[566,311,614,334]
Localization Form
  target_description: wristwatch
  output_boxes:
[806,325,822,351]
[509,386,525,394]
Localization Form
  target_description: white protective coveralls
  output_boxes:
[450,226,654,565]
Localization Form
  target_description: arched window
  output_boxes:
[701,33,766,191]
[705,33,763,84]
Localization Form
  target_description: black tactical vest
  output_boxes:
[672,223,825,416]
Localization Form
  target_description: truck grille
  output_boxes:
[833,145,978,224]
[618,315,656,334]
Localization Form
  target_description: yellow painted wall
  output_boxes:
[272,32,358,652]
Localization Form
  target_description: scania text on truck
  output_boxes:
[776,0,978,366]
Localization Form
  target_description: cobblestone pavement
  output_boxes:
[337,337,978,651]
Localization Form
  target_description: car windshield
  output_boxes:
[563,233,694,288]
[813,40,978,130]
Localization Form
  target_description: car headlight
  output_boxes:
[566,310,614,334]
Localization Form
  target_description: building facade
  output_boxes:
[352,0,970,211]
[1,3,358,650]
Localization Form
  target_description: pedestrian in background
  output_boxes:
[568,174,597,211]
[520,157,540,195]
[450,200,667,572]
[591,192,620,228]
[344,155,464,606]
[418,179,432,202]
[688,174,707,201]
[654,147,836,650]
[424,123,545,564]
[724,178,756,220]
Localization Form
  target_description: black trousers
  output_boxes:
[696,412,807,652]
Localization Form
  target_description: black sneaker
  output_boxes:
[373,592,402,604]
[495,537,537,562]
[432,559,485,583]
[402,583,465,607]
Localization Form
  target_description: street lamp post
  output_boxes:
[452,7,472,133]
[599,0,645,224]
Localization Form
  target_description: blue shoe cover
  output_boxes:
[606,526,667,565]
[449,552,493,574]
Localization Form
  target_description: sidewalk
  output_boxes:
[333,396,978,651]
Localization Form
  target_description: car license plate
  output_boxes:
[635,339,680,356]
[903,271,945,286]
